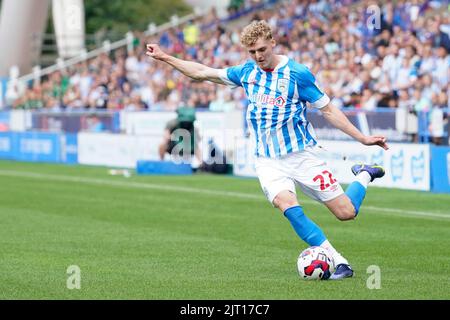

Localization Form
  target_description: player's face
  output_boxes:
[246,38,276,70]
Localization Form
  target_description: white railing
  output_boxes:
[14,7,206,84]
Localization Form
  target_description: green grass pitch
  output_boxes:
[0,160,449,299]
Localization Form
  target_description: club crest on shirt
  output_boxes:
[277,78,289,93]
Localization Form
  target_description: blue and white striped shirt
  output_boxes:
[219,56,330,158]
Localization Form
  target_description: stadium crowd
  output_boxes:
[6,0,450,142]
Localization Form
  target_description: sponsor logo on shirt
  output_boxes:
[249,93,286,107]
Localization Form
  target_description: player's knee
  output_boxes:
[273,193,298,212]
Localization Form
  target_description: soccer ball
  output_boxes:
[297,246,335,280]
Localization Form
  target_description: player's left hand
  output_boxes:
[362,136,389,150]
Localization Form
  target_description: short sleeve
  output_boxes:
[296,66,330,109]
[218,64,246,88]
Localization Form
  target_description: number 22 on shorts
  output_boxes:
[313,170,337,191]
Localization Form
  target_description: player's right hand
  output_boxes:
[146,44,166,61]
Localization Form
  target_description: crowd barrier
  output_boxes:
[0,111,9,131]
[78,132,159,168]
[0,77,7,109]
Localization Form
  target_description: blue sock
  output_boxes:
[283,206,326,246]
[345,182,367,216]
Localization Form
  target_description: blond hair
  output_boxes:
[240,20,273,47]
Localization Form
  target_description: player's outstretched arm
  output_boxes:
[320,103,389,150]
[146,43,226,85]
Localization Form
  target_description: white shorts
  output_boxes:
[255,146,344,204]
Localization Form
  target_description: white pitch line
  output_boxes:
[0,169,449,220]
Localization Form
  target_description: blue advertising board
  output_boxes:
[15,132,61,162]
[431,146,450,193]
[0,132,15,159]
[61,133,78,164]
[0,131,79,164]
